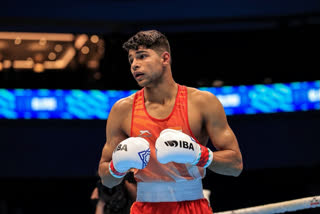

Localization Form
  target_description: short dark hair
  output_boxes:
[122,30,171,56]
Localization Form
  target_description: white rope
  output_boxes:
[215,195,320,214]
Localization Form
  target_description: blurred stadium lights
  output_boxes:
[0,32,105,72]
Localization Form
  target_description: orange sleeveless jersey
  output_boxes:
[130,84,205,182]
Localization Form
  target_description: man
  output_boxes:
[98,30,243,213]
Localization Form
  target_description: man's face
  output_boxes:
[128,46,164,87]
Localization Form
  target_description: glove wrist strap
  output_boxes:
[193,145,213,168]
[109,160,127,178]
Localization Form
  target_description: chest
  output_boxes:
[122,99,207,145]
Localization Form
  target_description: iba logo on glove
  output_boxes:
[164,140,194,151]
[115,143,127,152]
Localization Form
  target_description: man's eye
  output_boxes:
[138,54,146,59]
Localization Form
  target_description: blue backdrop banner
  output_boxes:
[0,81,319,119]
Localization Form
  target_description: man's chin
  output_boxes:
[136,80,148,88]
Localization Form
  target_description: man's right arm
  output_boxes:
[98,99,130,188]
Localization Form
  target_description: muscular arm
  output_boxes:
[98,99,131,188]
[201,91,243,176]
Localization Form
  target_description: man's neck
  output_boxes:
[144,80,178,104]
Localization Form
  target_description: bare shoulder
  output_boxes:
[110,94,135,118]
[107,93,135,136]
[186,86,226,123]
[186,86,221,107]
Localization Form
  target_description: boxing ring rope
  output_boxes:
[215,195,320,214]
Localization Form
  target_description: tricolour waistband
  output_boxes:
[137,178,204,202]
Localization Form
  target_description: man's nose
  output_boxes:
[132,62,140,71]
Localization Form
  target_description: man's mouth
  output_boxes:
[134,72,144,79]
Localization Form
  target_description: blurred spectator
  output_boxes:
[91,172,137,214]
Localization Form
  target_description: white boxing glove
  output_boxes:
[109,137,150,178]
[156,129,213,168]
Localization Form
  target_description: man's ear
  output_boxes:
[161,52,171,65]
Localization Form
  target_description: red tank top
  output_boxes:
[130,84,205,182]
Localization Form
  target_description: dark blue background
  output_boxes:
[1,0,320,21]
[1,0,320,34]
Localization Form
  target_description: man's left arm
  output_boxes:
[201,91,243,177]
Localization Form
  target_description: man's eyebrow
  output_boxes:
[136,50,148,54]
[130,50,148,56]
